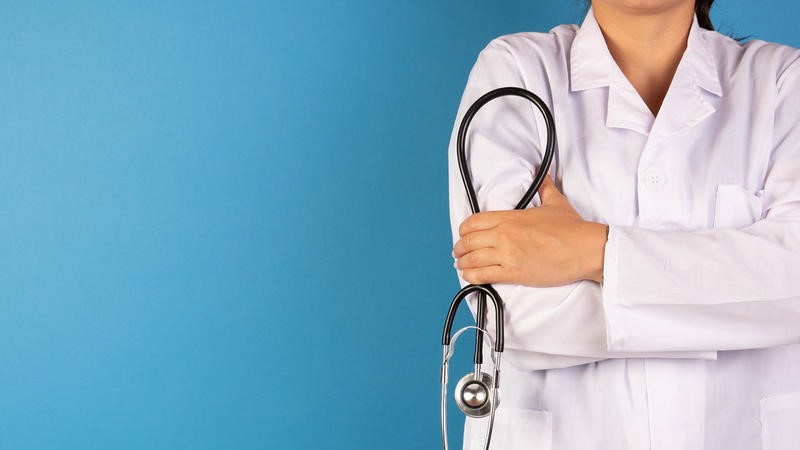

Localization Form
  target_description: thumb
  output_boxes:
[537,174,563,205]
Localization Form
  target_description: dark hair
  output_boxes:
[695,0,715,31]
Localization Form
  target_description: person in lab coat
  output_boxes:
[448,0,800,448]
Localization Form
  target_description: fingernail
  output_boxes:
[453,259,458,269]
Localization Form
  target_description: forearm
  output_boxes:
[601,221,800,352]
[465,277,718,370]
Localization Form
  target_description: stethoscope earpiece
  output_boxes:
[441,87,556,450]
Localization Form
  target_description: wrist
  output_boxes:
[581,222,608,284]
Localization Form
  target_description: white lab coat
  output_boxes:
[448,8,800,450]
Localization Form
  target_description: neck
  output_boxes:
[591,1,695,115]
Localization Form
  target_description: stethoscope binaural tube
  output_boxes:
[441,87,556,450]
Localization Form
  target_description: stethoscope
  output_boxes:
[440,87,556,450]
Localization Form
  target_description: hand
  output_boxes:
[453,175,608,287]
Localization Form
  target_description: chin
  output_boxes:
[593,0,694,15]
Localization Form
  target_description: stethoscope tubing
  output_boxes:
[441,284,504,351]
[456,86,556,214]
[441,86,557,450]
[448,87,557,364]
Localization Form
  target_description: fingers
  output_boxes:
[458,211,507,236]
[452,229,498,258]
[454,248,502,270]
[454,246,519,285]
[459,265,515,285]
[459,176,562,236]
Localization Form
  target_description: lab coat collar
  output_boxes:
[570,8,722,137]
[569,8,616,92]
[683,16,723,97]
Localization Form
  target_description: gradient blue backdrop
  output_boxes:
[0,1,797,449]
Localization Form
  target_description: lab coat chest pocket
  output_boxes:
[465,408,552,450]
[713,184,764,229]
[760,392,800,450]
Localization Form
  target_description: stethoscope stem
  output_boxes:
[474,293,487,365]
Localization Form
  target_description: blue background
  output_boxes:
[0,1,797,449]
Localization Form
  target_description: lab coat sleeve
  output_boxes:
[448,40,715,370]
[601,58,800,353]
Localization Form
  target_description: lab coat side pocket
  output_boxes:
[713,184,764,229]
[760,392,800,450]
[464,408,552,450]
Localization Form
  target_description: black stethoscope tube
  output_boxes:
[441,284,505,350]
[443,86,557,364]
[457,87,556,213]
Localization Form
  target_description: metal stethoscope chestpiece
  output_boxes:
[455,372,493,415]
[440,87,556,450]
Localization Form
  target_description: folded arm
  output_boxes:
[449,44,800,368]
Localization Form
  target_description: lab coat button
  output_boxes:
[644,170,667,190]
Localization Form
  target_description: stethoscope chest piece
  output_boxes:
[454,371,496,417]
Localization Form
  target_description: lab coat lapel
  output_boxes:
[570,9,655,136]
[606,70,655,136]
[570,10,723,139]
[650,16,723,141]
